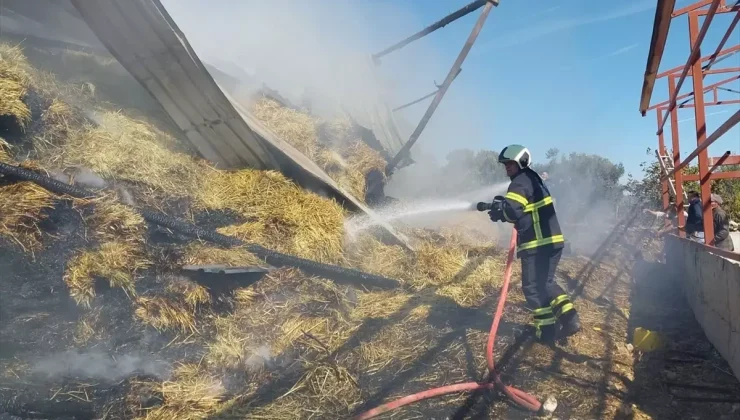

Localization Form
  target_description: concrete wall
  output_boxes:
[731,232,739,251]
[666,235,740,381]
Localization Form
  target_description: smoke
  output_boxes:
[31,350,171,381]
[159,0,491,196]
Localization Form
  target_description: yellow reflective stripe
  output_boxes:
[556,303,575,316]
[533,307,553,316]
[516,235,565,252]
[532,209,542,239]
[505,192,528,207]
[524,197,553,212]
[550,295,570,307]
[534,318,556,327]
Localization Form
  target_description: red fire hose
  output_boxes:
[354,229,542,419]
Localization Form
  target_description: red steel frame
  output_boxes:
[640,0,740,248]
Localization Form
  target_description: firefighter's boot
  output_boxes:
[533,307,557,343]
[550,294,581,338]
[559,310,582,338]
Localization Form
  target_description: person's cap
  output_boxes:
[710,193,723,204]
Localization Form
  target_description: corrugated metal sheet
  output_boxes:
[62,0,412,249]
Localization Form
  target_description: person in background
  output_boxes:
[679,191,704,241]
[710,194,734,251]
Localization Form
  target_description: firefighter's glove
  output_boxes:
[488,196,505,222]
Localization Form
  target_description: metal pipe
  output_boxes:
[372,0,489,62]
[684,170,740,181]
[385,1,498,175]
[668,75,687,235]
[672,0,717,17]
[688,11,716,245]
[655,45,740,78]
[661,109,740,180]
[717,86,740,94]
[649,74,740,110]
[702,4,740,71]
[656,110,672,213]
[639,0,677,115]
[656,0,722,135]
[392,68,462,112]
[708,151,731,174]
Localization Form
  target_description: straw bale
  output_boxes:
[0,43,32,129]
[65,241,150,307]
[0,181,55,251]
[252,97,319,158]
[134,296,196,333]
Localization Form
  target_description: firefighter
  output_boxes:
[487,144,581,342]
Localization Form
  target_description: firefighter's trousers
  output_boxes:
[520,247,575,335]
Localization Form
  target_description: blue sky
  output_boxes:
[379,0,740,179]
[165,0,740,180]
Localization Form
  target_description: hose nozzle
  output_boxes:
[476,201,492,212]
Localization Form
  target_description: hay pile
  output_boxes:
[252,97,387,200]
[0,43,32,130]
[0,181,56,251]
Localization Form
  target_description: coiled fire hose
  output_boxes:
[353,229,542,419]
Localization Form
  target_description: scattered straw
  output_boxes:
[341,140,386,179]
[246,362,361,419]
[0,137,11,162]
[200,169,346,263]
[408,241,468,288]
[165,276,212,309]
[134,296,196,333]
[139,363,224,420]
[0,181,55,251]
[0,43,32,129]
[80,195,146,245]
[57,111,205,198]
[182,243,265,267]
[437,257,504,307]
[74,307,106,346]
[345,234,409,279]
[350,290,412,320]
[252,98,319,158]
[65,241,150,307]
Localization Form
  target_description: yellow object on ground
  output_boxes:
[633,327,664,352]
